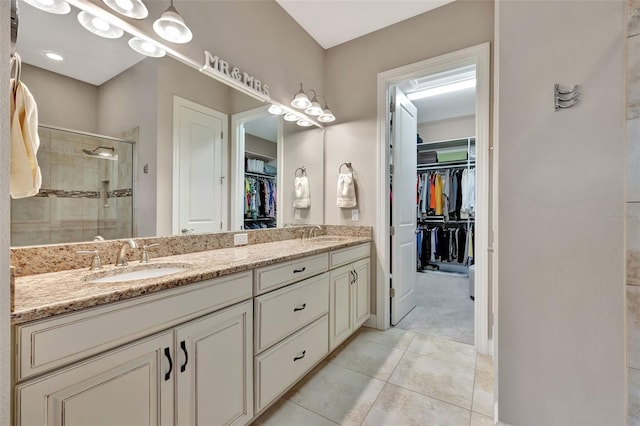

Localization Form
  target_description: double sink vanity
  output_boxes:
[10,226,372,425]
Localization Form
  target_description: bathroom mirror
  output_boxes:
[10,1,324,247]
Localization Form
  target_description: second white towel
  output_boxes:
[293,175,310,208]
[336,172,357,208]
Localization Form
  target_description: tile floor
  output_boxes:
[253,327,494,426]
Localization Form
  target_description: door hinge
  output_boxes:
[220,221,223,230]
[221,131,224,139]
[390,226,395,236]
[389,164,394,174]
[390,98,395,113]
[390,288,395,298]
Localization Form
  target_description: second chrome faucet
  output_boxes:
[116,239,138,266]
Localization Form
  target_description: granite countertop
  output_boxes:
[12,236,371,325]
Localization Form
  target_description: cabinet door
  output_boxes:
[329,264,354,351]
[16,331,174,426]
[175,301,253,426]
[353,258,371,329]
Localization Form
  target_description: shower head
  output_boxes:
[82,146,118,161]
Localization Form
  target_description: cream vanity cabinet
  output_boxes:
[15,272,254,426]
[329,243,371,351]
[253,253,331,414]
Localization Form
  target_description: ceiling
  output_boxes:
[16,0,471,123]
[275,0,455,49]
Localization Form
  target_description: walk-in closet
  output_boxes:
[392,64,478,346]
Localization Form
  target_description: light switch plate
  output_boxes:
[351,209,359,221]
[234,233,248,246]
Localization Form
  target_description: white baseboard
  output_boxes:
[364,315,378,329]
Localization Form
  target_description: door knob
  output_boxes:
[181,228,194,234]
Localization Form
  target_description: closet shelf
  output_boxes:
[418,160,475,170]
[245,171,276,179]
[417,137,475,151]
[244,217,276,222]
[245,150,276,161]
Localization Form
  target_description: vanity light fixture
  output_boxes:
[23,0,70,14]
[296,118,313,127]
[43,51,64,61]
[128,37,166,58]
[291,83,312,109]
[318,99,336,123]
[268,104,286,115]
[304,92,323,116]
[153,0,193,44]
[77,10,124,39]
[283,112,299,122]
[103,0,148,19]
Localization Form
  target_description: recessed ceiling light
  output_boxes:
[77,10,124,39]
[103,0,148,19]
[43,51,64,61]
[22,0,70,14]
[128,37,166,58]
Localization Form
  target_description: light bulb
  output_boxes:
[115,0,133,10]
[91,17,110,31]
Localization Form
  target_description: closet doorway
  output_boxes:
[375,43,491,354]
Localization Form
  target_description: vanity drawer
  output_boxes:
[254,315,328,413]
[254,253,328,295]
[329,243,371,269]
[16,272,252,381]
[255,272,329,353]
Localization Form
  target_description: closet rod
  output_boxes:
[417,162,475,171]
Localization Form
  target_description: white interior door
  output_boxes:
[173,97,228,235]
[391,86,417,325]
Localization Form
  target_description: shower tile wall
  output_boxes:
[628,1,640,424]
[10,128,133,246]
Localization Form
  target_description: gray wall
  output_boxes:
[21,64,98,133]
[496,1,625,423]
[246,134,277,160]
[418,115,475,143]
[324,0,494,227]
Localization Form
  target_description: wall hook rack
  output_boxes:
[554,84,579,111]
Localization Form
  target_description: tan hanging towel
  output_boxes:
[10,74,42,199]
[336,170,357,208]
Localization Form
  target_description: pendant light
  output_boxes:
[128,37,166,58]
[23,0,70,14]
[291,83,311,109]
[103,0,148,19]
[77,10,124,39]
[153,0,193,44]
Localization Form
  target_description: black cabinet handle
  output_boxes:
[294,303,307,312]
[350,270,355,284]
[164,347,173,381]
[180,340,189,373]
[354,270,359,282]
[293,350,306,362]
[293,267,306,273]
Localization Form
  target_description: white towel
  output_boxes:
[336,172,357,208]
[293,176,310,208]
[10,79,42,199]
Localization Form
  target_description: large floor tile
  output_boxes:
[470,411,494,426]
[407,333,476,368]
[329,334,405,381]
[358,326,416,350]
[389,351,475,410]
[286,362,385,426]
[631,367,640,426]
[361,383,470,426]
[472,368,494,417]
[253,399,339,426]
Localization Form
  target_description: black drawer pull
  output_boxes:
[294,303,307,312]
[293,267,306,273]
[293,350,306,362]
[164,347,173,381]
[180,340,189,373]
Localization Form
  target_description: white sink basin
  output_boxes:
[86,263,192,284]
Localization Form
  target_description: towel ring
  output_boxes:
[339,162,353,174]
[295,166,307,178]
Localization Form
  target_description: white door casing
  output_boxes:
[376,42,492,354]
[390,86,418,325]
[172,96,228,235]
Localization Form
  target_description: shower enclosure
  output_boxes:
[10,125,135,246]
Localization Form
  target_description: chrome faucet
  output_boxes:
[309,225,322,239]
[116,239,138,266]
